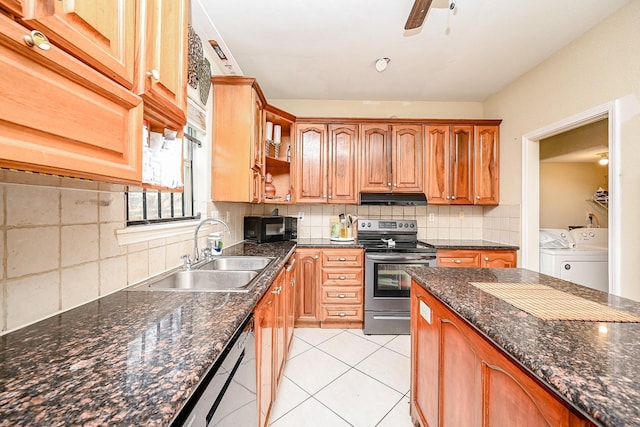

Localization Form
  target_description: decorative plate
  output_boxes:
[198,58,211,104]
[187,25,203,90]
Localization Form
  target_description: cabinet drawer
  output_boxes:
[321,286,363,304]
[437,250,481,268]
[322,249,363,267]
[321,305,363,321]
[322,268,362,286]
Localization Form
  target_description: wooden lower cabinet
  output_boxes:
[295,248,322,327]
[437,249,517,268]
[410,281,595,427]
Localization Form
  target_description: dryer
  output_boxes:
[539,228,609,292]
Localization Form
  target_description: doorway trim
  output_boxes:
[521,101,619,294]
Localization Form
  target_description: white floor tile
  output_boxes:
[384,334,411,358]
[317,331,381,366]
[270,398,351,427]
[315,368,404,427]
[286,336,313,360]
[356,347,411,394]
[270,376,311,423]
[294,327,345,346]
[283,347,350,395]
[376,395,413,427]
[347,328,397,346]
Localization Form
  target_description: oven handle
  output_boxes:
[366,254,436,262]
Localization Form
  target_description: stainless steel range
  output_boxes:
[358,219,436,335]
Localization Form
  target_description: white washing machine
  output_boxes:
[539,228,609,292]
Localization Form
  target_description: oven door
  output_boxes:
[365,253,436,312]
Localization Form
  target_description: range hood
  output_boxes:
[360,192,427,206]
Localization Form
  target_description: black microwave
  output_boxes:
[244,216,297,243]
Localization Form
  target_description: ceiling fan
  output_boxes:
[404,0,434,30]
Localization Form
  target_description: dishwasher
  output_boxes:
[172,314,256,427]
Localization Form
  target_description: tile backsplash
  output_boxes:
[0,180,519,334]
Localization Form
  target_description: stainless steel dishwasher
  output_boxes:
[172,314,256,427]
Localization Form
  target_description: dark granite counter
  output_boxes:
[408,267,640,427]
[423,239,519,250]
[295,238,364,249]
[0,241,296,426]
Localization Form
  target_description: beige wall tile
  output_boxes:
[166,241,191,269]
[99,222,127,258]
[61,190,99,224]
[127,241,149,253]
[148,246,167,277]
[0,184,5,225]
[100,256,127,295]
[148,237,167,249]
[127,250,149,285]
[0,231,4,281]
[61,263,99,310]
[7,227,59,278]
[6,271,59,330]
[0,282,4,332]
[99,192,125,223]
[6,185,59,226]
[61,224,99,267]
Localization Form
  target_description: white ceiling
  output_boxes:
[192,0,630,102]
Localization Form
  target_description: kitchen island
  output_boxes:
[0,241,296,426]
[408,267,640,427]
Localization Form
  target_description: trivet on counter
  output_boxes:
[470,282,640,322]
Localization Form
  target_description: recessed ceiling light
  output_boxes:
[375,58,390,72]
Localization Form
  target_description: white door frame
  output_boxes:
[521,101,620,295]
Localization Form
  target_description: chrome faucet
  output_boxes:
[193,218,232,262]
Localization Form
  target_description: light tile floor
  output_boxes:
[269,328,414,427]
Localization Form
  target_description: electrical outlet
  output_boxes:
[428,213,435,222]
[297,211,305,221]
[459,210,465,220]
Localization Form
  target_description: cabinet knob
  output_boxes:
[23,30,50,51]
[454,259,462,263]
[323,194,327,198]
[476,196,481,199]
[328,195,332,199]
[393,183,397,187]
[446,196,451,200]
[314,255,319,259]
[146,69,160,80]
[339,313,346,317]
[484,257,489,261]
[338,294,346,298]
[387,182,392,186]
[452,196,457,200]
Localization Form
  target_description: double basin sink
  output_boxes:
[131,256,275,293]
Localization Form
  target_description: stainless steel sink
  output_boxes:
[195,256,274,271]
[132,270,259,293]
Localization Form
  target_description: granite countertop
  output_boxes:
[0,240,296,426]
[408,267,640,427]
[294,237,364,248]
[423,239,519,250]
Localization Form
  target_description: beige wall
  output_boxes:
[540,163,608,228]
[484,1,640,300]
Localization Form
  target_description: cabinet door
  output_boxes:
[481,250,516,268]
[425,125,450,204]
[360,124,391,192]
[273,270,286,389]
[474,125,500,205]
[0,0,24,16]
[255,291,275,427]
[295,249,321,326]
[392,125,423,192]
[450,125,474,204]
[22,0,135,89]
[410,282,439,427]
[251,95,265,203]
[136,0,187,129]
[328,124,358,204]
[0,14,142,183]
[295,124,327,203]
[285,259,297,352]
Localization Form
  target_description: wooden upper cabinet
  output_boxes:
[18,0,135,89]
[0,0,25,16]
[474,125,500,205]
[392,125,423,192]
[135,0,188,130]
[328,124,358,203]
[425,125,473,204]
[0,12,142,183]
[295,124,327,203]
[360,124,392,192]
[251,96,265,203]
[212,78,265,202]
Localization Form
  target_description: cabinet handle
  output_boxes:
[338,257,347,261]
[338,294,346,298]
[285,258,297,272]
[338,275,346,280]
[339,313,346,317]
[484,257,489,261]
[23,30,50,51]
[452,196,457,200]
[387,182,392,186]
[146,69,160,80]
[290,278,296,287]
[446,196,451,200]
[393,183,397,187]
[314,255,319,259]
[476,196,481,199]
[454,259,462,263]
[328,195,332,199]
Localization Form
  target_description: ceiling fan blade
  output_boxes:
[404,0,434,30]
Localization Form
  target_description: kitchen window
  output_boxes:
[125,126,202,226]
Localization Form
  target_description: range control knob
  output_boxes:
[410,223,415,228]
[367,222,372,227]
[360,221,365,228]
